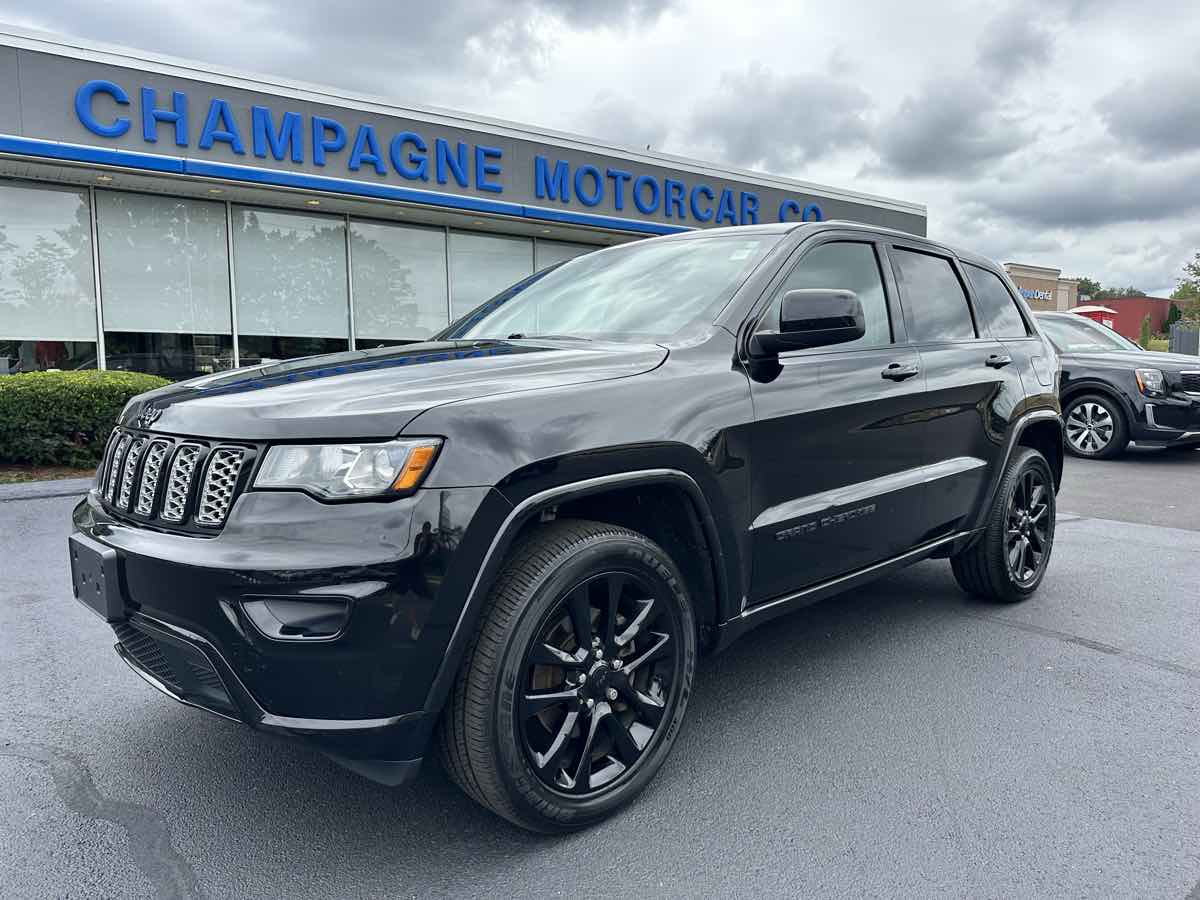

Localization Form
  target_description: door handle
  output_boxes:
[986,354,1013,369]
[881,362,920,381]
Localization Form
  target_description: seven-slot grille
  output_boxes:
[1180,372,1200,394]
[97,428,250,531]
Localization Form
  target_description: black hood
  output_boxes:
[122,339,668,440]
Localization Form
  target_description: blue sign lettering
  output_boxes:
[68,80,834,227]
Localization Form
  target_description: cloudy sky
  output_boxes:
[4,0,1199,295]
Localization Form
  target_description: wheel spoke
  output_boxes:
[602,574,625,655]
[622,631,671,676]
[569,704,606,793]
[532,709,580,771]
[521,688,578,718]
[602,714,642,765]
[617,680,666,727]
[529,642,588,668]
[565,585,593,650]
[616,596,656,647]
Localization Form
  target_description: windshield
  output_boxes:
[440,234,783,342]
[1037,315,1140,352]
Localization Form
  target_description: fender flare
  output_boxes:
[417,468,732,730]
[1060,379,1136,424]
[968,408,1063,533]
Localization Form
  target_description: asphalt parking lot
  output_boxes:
[2,450,1198,899]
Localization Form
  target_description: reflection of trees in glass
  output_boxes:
[0,194,95,340]
[234,209,349,337]
[351,232,422,339]
[96,192,230,333]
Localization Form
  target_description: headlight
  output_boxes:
[254,438,442,499]
[1134,368,1165,397]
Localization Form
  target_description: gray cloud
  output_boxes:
[870,81,1027,178]
[976,15,1055,81]
[1097,65,1200,159]
[964,155,1200,229]
[574,94,671,152]
[3,0,673,101]
[687,64,871,171]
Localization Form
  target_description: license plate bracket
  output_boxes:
[68,533,125,623]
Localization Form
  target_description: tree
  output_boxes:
[1170,252,1200,321]
[1167,303,1182,328]
[1094,285,1146,300]
[1074,276,1102,298]
[1138,314,1152,349]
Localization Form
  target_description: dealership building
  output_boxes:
[0,27,926,379]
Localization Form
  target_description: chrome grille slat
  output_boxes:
[160,444,202,523]
[195,448,245,526]
[117,438,147,509]
[135,439,172,516]
[104,433,131,502]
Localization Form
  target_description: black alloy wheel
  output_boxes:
[517,570,679,796]
[951,446,1056,603]
[1005,465,1051,587]
[439,519,696,832]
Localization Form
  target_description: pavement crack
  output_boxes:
[1,742,206,900]
[959,612,1200,681]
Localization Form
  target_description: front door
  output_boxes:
[744,238,930,606]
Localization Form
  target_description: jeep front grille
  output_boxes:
[96,428,255,533]
[195,448,245,526]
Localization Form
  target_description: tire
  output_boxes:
[437,518,697,832]
[951,447,1056,603]
[1063,393,1128,459]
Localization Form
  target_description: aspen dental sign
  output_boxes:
[0,43,927,236]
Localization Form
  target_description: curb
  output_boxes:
[0,478,94,503]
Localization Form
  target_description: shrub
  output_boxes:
[0,370,169,467]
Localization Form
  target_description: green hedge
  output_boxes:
[0,371,169,467]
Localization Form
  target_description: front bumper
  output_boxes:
[71,483,510,780]
[1136,396,1200,447]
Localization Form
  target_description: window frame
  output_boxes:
[883,242,983,346]
[739,230,908,362]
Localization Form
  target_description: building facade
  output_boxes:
[1002,263,1079,313]
[1087,296,1177,340]
[0,27,926,379]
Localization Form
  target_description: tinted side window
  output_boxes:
[764,242,891,350]
[891,248,976,342]
[965,264,1029,338]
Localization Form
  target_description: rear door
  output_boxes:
[885,245,1025,539]
[744,235,930,605]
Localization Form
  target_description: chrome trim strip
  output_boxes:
[750,456,986,531]
[740,530,971,620]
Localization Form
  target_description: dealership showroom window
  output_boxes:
[0,180,594,379]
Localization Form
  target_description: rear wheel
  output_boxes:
[438,519,696,832]
[1063,393,1128,459]
[951,447,1055,603]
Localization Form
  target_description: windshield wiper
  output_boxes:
[504,333,592,341]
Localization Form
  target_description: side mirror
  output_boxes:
[751,289,866,357]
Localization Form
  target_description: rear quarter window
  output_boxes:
[964,264,1030,338]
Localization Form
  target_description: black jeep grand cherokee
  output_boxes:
[69,221,1064,832]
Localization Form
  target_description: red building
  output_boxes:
[1079,296,1176,340]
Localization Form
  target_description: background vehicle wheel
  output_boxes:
[951,447,1056,603]
[1063,393,1128,459]
[438,519,697,833]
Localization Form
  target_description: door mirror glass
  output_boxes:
[753,289,866,356]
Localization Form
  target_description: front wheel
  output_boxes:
[951,447,1056,603]
[1063,393,1128,459]
[438,519,696,832]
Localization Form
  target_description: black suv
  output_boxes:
[69,222,1064,832]
[1035,312,1200,458]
